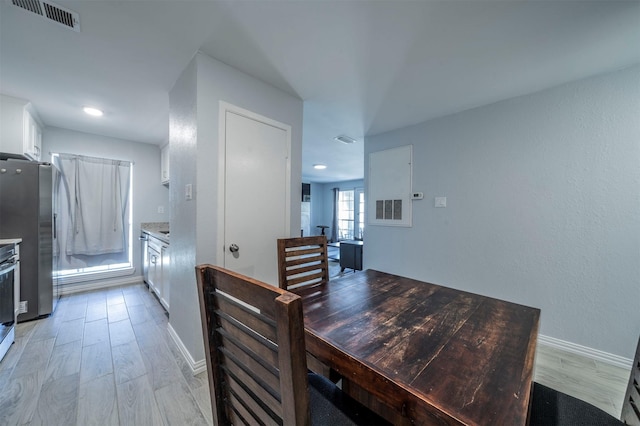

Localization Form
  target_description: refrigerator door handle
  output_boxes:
[53,213,57,239]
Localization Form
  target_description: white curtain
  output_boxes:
[54,154,131,270]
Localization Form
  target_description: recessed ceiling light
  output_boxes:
[313,164,327,170]
[83,106,103,117]
[334,135,357,144]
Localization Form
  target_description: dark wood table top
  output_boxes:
[294,269,540,426]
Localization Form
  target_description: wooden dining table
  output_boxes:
[293,269,540,426]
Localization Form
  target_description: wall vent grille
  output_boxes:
[11,0,80,32]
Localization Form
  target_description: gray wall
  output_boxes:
[43,126,169,280]
[364,65,640,359]
[169,52,303,365]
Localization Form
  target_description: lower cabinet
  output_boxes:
[339,240,363,272]
[160,245,170,309]
[146,235,169,311]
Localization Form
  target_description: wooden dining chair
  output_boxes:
[195,264,389,426]
[277,236,329,291]
[530,335,640,426]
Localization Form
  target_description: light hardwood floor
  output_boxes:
[0,283,212,426]
[534,343,630,418]
[0,276,630,424]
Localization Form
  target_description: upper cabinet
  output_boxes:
[160,143,169,185]
[0,95,42,161]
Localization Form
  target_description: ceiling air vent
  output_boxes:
[11,0,80,32]
[334,135,357,145]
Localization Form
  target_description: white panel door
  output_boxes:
[224,109,290,285]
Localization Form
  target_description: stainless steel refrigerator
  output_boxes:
[0,159,57,321]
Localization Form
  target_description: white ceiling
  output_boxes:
[1,1,639,183]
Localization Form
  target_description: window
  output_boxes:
[338,190,354,240]
[337,188,365,241]
[52,153,134,283]
[356,188,365,240]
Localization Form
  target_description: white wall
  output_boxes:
[364,65,640,359]
[169,52,303,366]
[43,126,170,280]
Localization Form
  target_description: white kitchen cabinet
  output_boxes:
[160,143,169,185]
[160,244,169,309]
[0,95,42,161]
[146,233,169,311]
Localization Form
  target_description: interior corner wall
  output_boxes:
[42,126,169,283]
[364,65,640,359]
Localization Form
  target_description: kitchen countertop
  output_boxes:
[141,222,169,244]
[0,238,22,245]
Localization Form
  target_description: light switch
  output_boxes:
[157,205,165,214]
[185,184,193,200]
[435,197,447,208]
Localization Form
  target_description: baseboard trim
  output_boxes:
[167,323,207,376]
[58,275,144,295]
[538,334,633,370]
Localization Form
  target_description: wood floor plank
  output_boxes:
[77,373,119,426]
[62,301,87,321]
[534,345,628,417]
[112,340,146,385]
[116,374,164,426]
[85,302,108,322]
[86,290,107,303]
[109,319,136,347]
[132,320,165,349]
[107,303,129,323]
[14,319,38,338]
[29,316,63,342]
[55,317,85,346]
[80,341,113,383]
[124,292,144,307]
[0,366,11,383]
[140,342,184,390]
[11,337,55,379]
[0,333,28,374]
[127,304,152,325]
[107,291,125,307]
[155,379,209,426]
[44,339,82,384]
[31,372,79,426]
[83,317,110,347]
[190,379,214,426]
[0,370,43,425]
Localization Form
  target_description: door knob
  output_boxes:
[229,244,239,253]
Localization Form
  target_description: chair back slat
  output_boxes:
[216,311,279,366]
[277,236,329,291]
[217,329,279,386]
[622,335,640,425]
[196,265,311,426]
[226,374,280,426]
[223,356,282,418]
[216,295,278,342]
[286,271,326,288]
